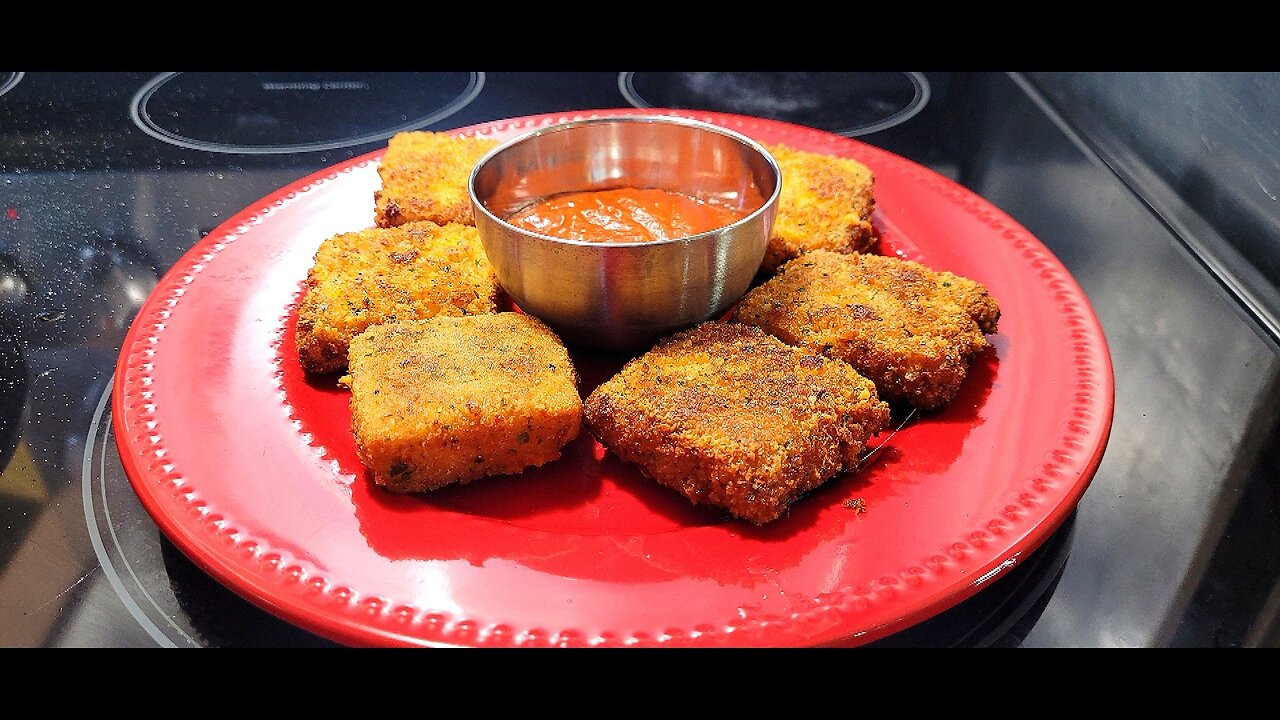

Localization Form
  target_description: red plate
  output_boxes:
[113,109,1114,647]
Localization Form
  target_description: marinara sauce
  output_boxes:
[505,187,747,244]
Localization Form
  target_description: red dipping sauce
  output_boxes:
[506,187,748,244]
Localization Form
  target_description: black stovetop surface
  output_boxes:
[2,71,1277,648]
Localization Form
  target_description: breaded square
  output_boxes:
[731,249,1001,411]
[296,220,499,375]
[374,131,500,228]
[344,312,583,492]
[761,142,879,274]
[582,321,889,525]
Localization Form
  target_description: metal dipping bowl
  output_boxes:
[469,114,781,353]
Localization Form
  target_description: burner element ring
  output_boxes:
[619,71,931,138]
[0,72,23,98]
[130,72,485,155]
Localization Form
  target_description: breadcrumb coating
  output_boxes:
[583,321,888,525]
[296,220,498,374]
[344,313,583,492]
[761,142,879,273]
[374,131,500,228]
[731,249,1001,411]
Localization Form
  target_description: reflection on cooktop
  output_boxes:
[0,324,25,474]
[867,512,1075,647]
[0,254,29,309]
[129,72,485,154]
[620,71,930,137]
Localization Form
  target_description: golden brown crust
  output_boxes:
[373,131,500,228]
[761,143,879,273]
[296,220,498,375]
[582,321,889,525]
[731,249,1001,411]
[344,313,583,492]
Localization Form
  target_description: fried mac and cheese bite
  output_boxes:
[374,131,500,228]
[761,142,879,273]
[582,321,889,525]
[344,313,583,493]
[295,220,499,375]
[731,249,1001,411]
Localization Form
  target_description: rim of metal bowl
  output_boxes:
[467,114,782,249]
